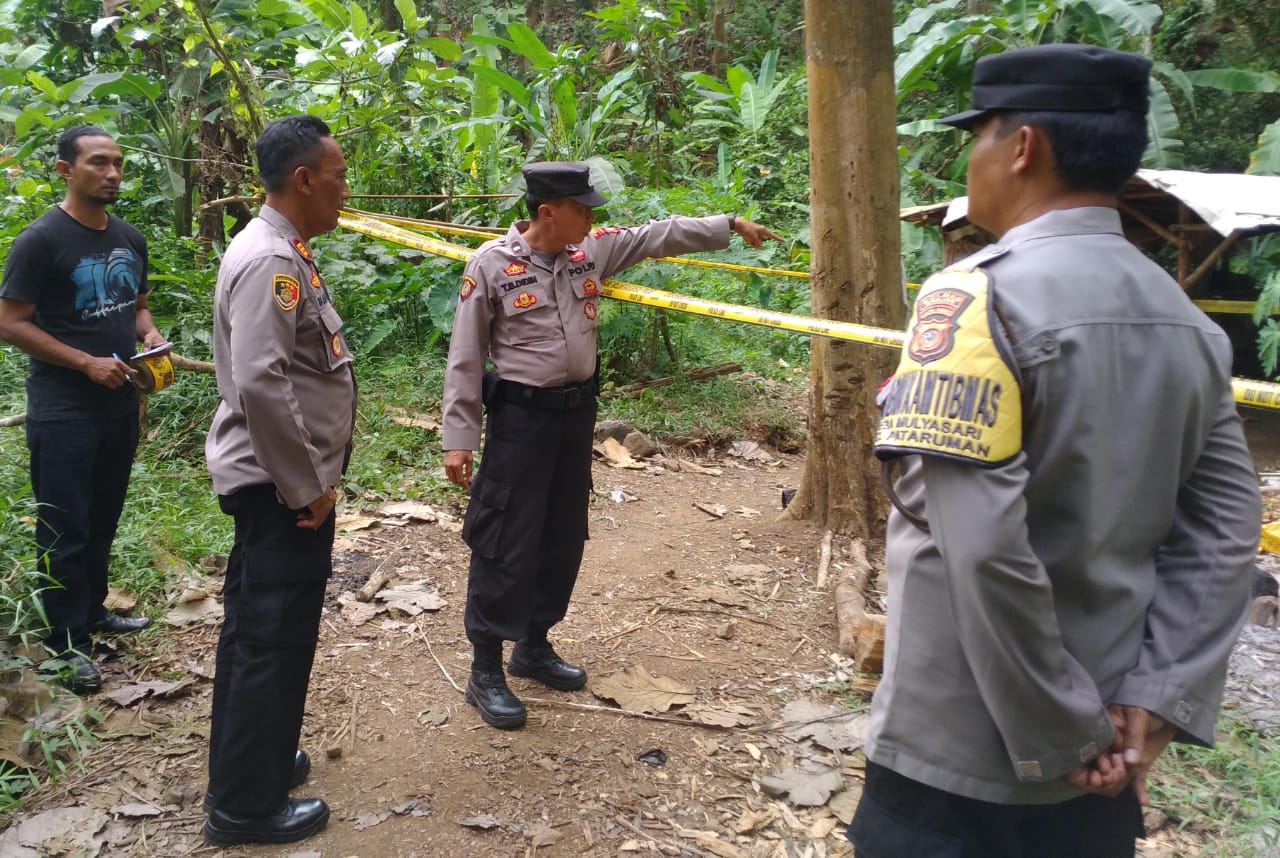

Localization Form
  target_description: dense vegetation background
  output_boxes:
[1,0,1279,845]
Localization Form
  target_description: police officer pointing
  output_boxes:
[852,44,1261,857]
[443,162,780,729]
[202,115,354,846]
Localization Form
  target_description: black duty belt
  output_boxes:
[496,377,598,410]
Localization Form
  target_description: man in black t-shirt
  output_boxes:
[0,125,168,694]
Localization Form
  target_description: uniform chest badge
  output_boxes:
[908,289,974,364]
[584,301,597,320]
[503,262,527,277]
[330,332,343,357]
[309,269,322,289]
[512,291,537,309]
[582,278,599,297]
[273,274,301,312]
[569,248,587,263]
[290,237,313,262]
[460,275,477,301]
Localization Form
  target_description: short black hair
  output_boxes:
[995,109,1148,195]
[57,125,113,163]
[256,115,332,193]
[527,196,546,220]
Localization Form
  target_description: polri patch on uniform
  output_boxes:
[590,226,622,238]
[273,274,301,312]
[908,289,973,363]
[503,261,527,277]
[512,291,537,310]
[582,278,599,296]
[330,332,343,357]
[569,248,587,263]
[460,275,477,301]
[290,237,313,261]
[584,301,597,320]
[875,269,1022,468]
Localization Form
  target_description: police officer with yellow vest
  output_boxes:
[442,162,780,729]
[202,115,354,846]
[853,44,1261,857]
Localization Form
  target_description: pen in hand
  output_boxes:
[112,353,134,385]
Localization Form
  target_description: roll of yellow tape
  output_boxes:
[131,353,175,393]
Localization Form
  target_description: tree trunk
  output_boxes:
[711,0,730,70]
[784,0,904,535]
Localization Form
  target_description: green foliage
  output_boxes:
[1150,718,1280,855]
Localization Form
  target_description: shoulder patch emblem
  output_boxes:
[875,269,1022,468]
[908,289,973,364]
[569,248,587,264]
[290,237,313,262]
[512,291,537,310]
[460,275,477,301]
[273,274,301,311]
[584,301,597,320]
[582,278,599,297]
[589,226,623,238]
[503,262,527,277]
[330,332,343,357]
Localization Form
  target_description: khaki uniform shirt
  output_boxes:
[442,215,732,450]
[867,207,1261,804]
[206,206,356,509]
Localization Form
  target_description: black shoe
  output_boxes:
[88,614,151,634]
[203,797,329,846]
[61,653,102,695]
[203,749,311,813]
[465,668,527,729]
[508,641,588,691]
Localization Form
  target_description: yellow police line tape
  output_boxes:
[344,207,810,280]
[337,210,1280,413]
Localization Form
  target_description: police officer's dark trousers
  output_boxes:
[27,413,140,655]
[208,484,331,815]
[463,389,595,646]
[849,761,1143,858]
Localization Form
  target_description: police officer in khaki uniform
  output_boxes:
[852,45,1261,857]
[202,115,354,847]
[443,162,779,729]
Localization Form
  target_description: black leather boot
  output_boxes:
[465,644,527,729]
[203,797,329,846]
[508,638,587,691]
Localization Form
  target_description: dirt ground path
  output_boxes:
[5,408,1277,857]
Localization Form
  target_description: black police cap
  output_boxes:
[938,43,1152,130]
[522,161,608,208]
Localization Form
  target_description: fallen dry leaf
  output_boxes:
[376,584,447,617]
[590,664,695,713]
[528,826,565,848]
[734,806,778,834]
[350,810,390,831]
[103,680,192,708]
[597,437,645,469]
[683,702,756,728]
[671,825,751,858]
[760,765,845,807]
[162,597,222,626]
[335,514,380,532]
[459,814,502,830]
[779,699,869,752]
[378,501,440,521]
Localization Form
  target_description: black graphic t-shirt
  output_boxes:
[0,207,148,418]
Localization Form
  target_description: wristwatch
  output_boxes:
[728,215,738,230]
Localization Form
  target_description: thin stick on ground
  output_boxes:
[521,696,734,729]
[416,619,461,693]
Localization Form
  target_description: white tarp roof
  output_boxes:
[1133,169,1280,236]
[937,169,1280,237]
